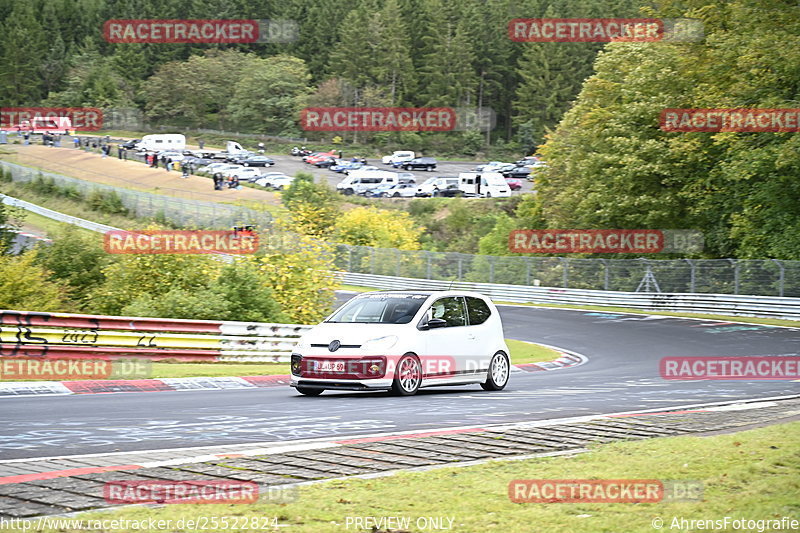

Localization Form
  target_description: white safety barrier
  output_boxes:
[340,272,800,321]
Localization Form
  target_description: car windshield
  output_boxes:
[326,294,428,323]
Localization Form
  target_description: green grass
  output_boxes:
[21,421,797,533]
[335,283,799,328]
[506,339,560,364]
[14,209,86,236]
[148,362,289,378]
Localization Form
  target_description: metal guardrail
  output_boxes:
[340,272,800,321]
[334,244,800,297]
[0,160,272,230]
[0,310,312,363]
[1,193,121,233]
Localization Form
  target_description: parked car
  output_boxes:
[401,157,438,171]
[218,164,243,177]
[380,183,419,198]
[268,175,295,190]
[416,177,460,197]
[231,155,274,167]
[231,167,262,181]
[502,167,531,180]
[314,157,341,168]
[505,178,522,191]
[289,290,511,396]
[121,139,140,149]
[344,165,378,175]
[305,150,338,164]
[476,161,516,173]
[381,150,415,165]
[183,156,215,167]
[157,150,185,162]
[331,161,363,173]
[249,171,286,183]
[198,162,230,175]
[253,173,291,187]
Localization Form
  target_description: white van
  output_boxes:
[458,172,511,198]
[137,134,186,152]
[337,170,400,195]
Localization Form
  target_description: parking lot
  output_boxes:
[262,153,536,196]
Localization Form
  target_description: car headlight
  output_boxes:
[362,335,398,353]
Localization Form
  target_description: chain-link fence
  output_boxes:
[333,244,800,297]
[0,161,272,230]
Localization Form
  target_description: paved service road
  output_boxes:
[1,305,797,460]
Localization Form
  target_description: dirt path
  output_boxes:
[5,144,280,206]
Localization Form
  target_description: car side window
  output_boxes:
[465,297,491,325]
[426,297,466,327]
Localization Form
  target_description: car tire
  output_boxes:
[427,166,433,171]
[243,163,249,167]
[393,192,401,197]
[296,386,323,396]
[481,352,510,391]
[391,354,422,396]
[344,188,354,195]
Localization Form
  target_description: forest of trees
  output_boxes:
[0,0,640,146]
[1,0,797,259]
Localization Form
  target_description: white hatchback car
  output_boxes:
[290,290,510,396]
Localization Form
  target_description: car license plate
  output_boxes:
[316,360,345,372]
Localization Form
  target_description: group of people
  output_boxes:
[41,132,63,147]
[212,172,239,190]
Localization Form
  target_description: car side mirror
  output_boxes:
[420,318,447,330]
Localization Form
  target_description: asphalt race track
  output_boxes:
[1,305,798,460]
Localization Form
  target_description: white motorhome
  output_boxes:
[137,134,186,152]
[458,172,511,198]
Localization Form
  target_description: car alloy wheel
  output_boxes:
[481,352,509,391]
[391,354,421,396]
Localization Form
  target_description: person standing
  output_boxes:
[117,145,123,159]
[73,136,80,149]
[198,139,205,150]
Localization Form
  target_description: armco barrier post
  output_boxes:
[773,259,785,297]
[686,259,696,293]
